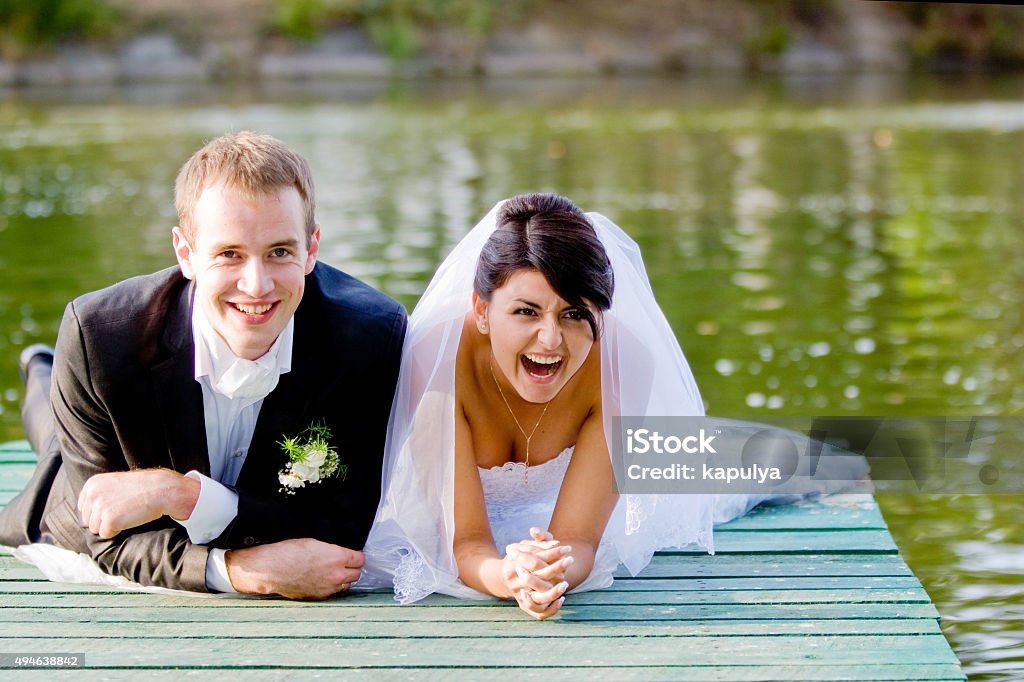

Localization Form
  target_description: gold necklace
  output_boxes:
[489,360,551,482]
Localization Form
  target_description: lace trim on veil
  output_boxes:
[392,549,431,604]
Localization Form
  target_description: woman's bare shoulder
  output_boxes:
[576,337,603,412]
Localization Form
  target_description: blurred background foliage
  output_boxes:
[271,0,504,61]
[902,2,1024,69]
[4,0,1024,70]
[0,0,120,58]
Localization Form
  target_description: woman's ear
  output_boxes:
[472,291,489,335]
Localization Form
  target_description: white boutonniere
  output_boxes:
[277,422,346,495]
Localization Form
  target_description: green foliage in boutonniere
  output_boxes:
[277,422,346,495]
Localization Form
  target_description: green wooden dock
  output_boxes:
[0,440,964,680]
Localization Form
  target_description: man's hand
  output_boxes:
[225,538,364,600]
[78,469,200,539]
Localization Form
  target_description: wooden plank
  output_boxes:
[0,618,945,638]
[0,553,913,579]
[0,567,45,580]
[697,530,897,554]
[0,463,35,478]
[0,551,911,576]
[0,665,968,681]
[716,501,886,531]
[598,576,925,591]
[0,454,35,465]
[0,635,963,666]
[0,439,33,455]
[0,471,33,491]
[0,602,942,620]
[1,588,932,607]
[0,571,927,592]
[0,582,932,605]
[616,554,912,578]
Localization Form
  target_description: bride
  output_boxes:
[359,193,779,618]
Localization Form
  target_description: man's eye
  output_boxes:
[219,250,238,259]
[271,248,290,258]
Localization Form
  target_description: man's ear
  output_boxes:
[304,224,321,275]
[172,227,196,280]
[472,291,489,335]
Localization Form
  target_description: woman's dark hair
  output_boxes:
[474,193,614,338]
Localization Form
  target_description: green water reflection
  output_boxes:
[0,75,1021,679]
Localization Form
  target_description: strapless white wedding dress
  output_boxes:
[478,447,621,592]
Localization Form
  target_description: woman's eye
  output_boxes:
[514,308,537,316]
[564,309,585,320]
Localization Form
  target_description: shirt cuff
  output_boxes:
[206,548,238,593]
[174,471,239,544]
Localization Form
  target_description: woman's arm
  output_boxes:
[547,404,618,590]
[451,403,514,597]
[451,404,569,618]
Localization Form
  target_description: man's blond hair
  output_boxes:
[174,131,316,243]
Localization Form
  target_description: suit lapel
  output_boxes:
[152,281,210,477]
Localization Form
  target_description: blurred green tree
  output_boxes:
[0,0,119,58]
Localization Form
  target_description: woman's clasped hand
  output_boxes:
[502,528,573,620]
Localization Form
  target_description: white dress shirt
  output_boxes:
[173,302,293,593]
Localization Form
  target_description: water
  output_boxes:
[0,74,1021,679]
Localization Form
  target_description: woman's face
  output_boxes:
[474,269,596,404]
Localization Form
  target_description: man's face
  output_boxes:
[173,182,319,360]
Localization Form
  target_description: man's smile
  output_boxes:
[230,302,276,316]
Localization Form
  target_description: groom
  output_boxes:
[0,132,406,599]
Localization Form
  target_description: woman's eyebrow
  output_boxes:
[512,298,581,312]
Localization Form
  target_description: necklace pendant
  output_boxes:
[490,358,549,489]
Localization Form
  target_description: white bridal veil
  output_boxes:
[359,200,751,603]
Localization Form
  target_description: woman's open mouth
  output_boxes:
[521,353,563,380]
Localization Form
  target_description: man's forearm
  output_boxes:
[86,525,211,592]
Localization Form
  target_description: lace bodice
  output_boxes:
[479,446,571,510]
[478,447,572,552]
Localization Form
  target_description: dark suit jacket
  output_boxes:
[16,263,405,592]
